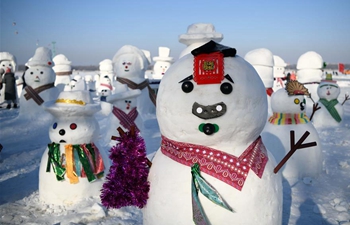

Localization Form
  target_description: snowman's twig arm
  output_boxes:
[274,131,317,174]
[309,103,321,121]
[341,94,350,105]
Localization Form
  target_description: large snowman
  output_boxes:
[273,55,287,91]
[112,45,156,119]
[143,41,282,225]
[39,90,110,205]
[0,52,17,106]
[312,74,344,128]
[178,23,223,59]
[261,80,322,181]
[53,54,72,92]
[244,48,275,117]
[19,47,59,120]
[296,51,324,115]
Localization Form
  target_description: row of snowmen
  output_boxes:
[1,22,348,224]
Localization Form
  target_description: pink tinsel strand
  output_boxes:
[100,129,150,209]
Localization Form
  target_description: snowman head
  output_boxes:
[25,66,56,88]
[0,52,17,73]
[97,75,113,96]
[317,74,340,101]
[112,45,149,80]
[107,89,141,112]
[157,41,267,147]
[44,90,101,144]
[153,61,172,76]
[271,80,309,114]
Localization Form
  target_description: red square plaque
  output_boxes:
[193,52,224,84]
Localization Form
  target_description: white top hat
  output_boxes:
[153,47,174,62]
[27,47,54,67]
[179,23,223,46]
[43,90,101,117]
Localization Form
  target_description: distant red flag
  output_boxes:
[339,63,345,73]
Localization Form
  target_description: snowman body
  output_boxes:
[262,87,322,180]
[313,80,343,128]
[143,42,282,225]
[39,91,110,205]
[103,89,143,146]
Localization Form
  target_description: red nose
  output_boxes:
[125,66,128,69]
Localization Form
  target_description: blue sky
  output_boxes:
[1,0,350,66]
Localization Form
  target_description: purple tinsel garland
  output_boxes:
[100,128,150,209]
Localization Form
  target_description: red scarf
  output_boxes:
[161,136,268,191]
[112,106,140,132]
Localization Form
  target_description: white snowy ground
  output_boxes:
[0,72,349,225]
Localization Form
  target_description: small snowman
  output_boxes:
[112,45,156,118]
[84,75,97,95]
[19,47,59,120]
[296,51,324,115]
[97,75,113,101]
[102,88,143,146]
[312,74,344,128]
[150,47,173,80]
[273,55,287,91]
[39,90,110,205]
[178,23,223,58]
[0,52,17,106]
[261,80,322,181]
[244,48,275,117]
[53,54,72,92]
[143,41,282,225]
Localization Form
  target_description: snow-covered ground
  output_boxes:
[0,72,350,225]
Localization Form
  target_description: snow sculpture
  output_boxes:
[113,45,156,119]
[143,41,282,225]
[262,80,322,181]
[244,48,275,117]
[150,47,173,80]
[273,55,287,91]
[39,90,110,205]
[53,54,72,92]
[0,52,17,106]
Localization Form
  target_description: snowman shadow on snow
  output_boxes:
[39,90,110,205]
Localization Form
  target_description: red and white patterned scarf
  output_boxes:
[112,106,140,132]
[161,135,268,191]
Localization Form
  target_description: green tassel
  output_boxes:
[47,143,66,181]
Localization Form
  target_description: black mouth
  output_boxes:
[59,140,66,143]
[192,102,227,120]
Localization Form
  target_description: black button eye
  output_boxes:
[181,81,194,93]
[40,71,43,74]
[220,82,233,94]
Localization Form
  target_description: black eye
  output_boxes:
[181,81,194,93]
[30,72,33,75]
[40,71,43,74]
[220,82,233,94]
[53,122,57,129]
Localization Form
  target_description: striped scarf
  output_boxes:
[268,112,310,125]
[319,98,342,122]
[112,106,140,132]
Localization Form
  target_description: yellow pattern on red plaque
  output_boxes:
[193,52,224,84]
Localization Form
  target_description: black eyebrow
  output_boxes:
[179,75,193,83]
[224,74,234,83]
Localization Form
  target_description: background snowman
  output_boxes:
[52,53,72,92]
[101,88,143,147]
[18,47,59,120]
[244,48,275,117]
[39,90,110,205]
[296,51,324,115]
[112,45,156,119]
[143,41,282,225]
[261,80,322,181]
[273,55,287,91]
[312,74,344,128]
[149,47,173,80]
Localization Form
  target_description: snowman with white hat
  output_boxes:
[39,90,110,205]
[244,48,275,117]
[0,52,17,106]
[312,73,347,128]
[53,54,72,92]
[143,41,283,225]
[273,55,287,91]
[18,47,59,120]
[150,47,173,80]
